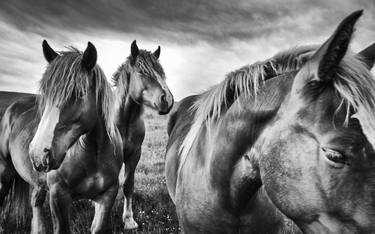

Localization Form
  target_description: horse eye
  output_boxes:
[321,147,348,166]
[308,80,322,89]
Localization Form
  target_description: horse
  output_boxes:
[0,41,123,233]
[112,40,173,229]
[165,10,375,233]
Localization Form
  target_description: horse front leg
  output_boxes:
[49,182,72,234]
[90,183,118,234]
[30,186,47,234]
[122,149,141,230]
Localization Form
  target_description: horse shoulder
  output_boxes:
[165,95,198,202]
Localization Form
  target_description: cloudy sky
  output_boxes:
[0,0,374,100]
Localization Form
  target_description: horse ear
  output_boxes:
[357,43,375,69]
[131,40,139,59]
[42,40,58,63]
[82,42,97,71]
[153,46,161,59]
[312,10,363,81]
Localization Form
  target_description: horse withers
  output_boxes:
[113,40,173,229]
[0,41,123,233]
[165,10,375,233]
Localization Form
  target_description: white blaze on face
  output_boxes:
[29,101,60,162]
[155,74,173,104]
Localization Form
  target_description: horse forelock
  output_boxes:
[38,48,118,143]
[178,46,318,170]
[136,50,165,78]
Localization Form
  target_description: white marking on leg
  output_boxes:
[123,196,138,229]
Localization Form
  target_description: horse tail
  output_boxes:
[0,100,32,228]
[1,173,30,227]
[0,104,13,160]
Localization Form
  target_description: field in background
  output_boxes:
[0,92,179,234]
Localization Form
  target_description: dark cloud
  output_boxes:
[0,0,373,45]
[0,0,374,99]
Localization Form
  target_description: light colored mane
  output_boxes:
[334,53,375,147]
[39,48,118,141]
[179,46,317,163]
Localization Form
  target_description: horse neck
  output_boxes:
[115,89,144,137]
[206,74,294,211]
[79,110,111,158]
[113,64,144,136]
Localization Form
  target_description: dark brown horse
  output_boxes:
[165,10,375,233]
[0,41,123,233]
[112,40,173,229]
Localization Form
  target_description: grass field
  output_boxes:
[0,91,179,234]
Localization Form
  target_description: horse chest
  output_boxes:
[75,171,115,196]
[55,149,122,198]
[60,165,119,199]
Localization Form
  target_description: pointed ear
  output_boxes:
[131,40,139,59]
[42,40,58,63]
[153,46,161,59]
[311,10,363,81]
[357,43,375,69]
[82,42,97,71]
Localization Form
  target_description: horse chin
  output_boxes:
[156,103,173,115]
[158,110,170,115]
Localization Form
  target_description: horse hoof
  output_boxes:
[123,217,138,229]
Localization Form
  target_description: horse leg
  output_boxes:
[122,150,141,229]
[49,182,72,234]
[90,184,118,234]
[30,186,47,234]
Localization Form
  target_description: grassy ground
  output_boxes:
[0,92,179,233]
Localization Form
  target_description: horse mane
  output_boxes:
[112,49,165,102]
[179,45,317,160]
[333,52,375,146]
[39,47,118,141]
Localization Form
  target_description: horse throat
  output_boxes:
[77,111,110,161]
[116,93,144,137]
[207,101,280,213]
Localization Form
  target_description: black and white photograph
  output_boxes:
[0,0,375,233]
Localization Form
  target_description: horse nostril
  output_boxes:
[43,148,51,166]
[160,94,167,103]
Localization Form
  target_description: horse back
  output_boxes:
[0,95,38,160]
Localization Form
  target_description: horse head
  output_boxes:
[259,10,375,233]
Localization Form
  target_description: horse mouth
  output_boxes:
[157,102,173,115]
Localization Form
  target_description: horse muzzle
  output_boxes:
[157,93,174,115]
[31,148,60,172]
